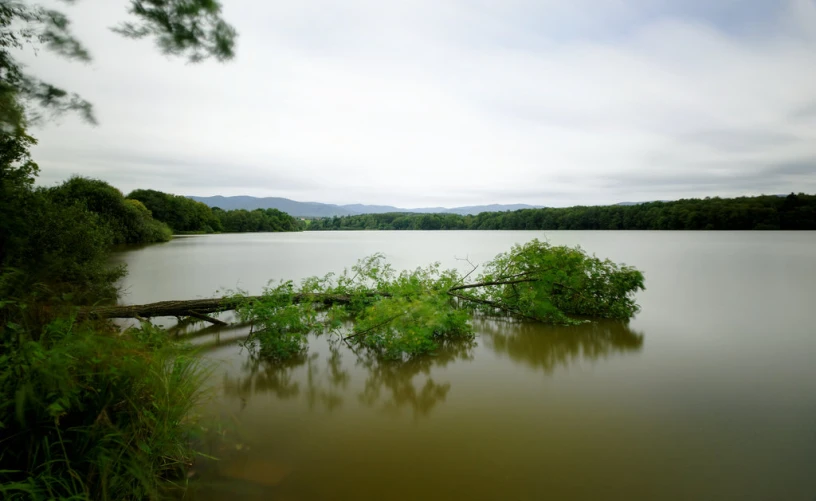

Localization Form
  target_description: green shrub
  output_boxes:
[237,241,645,362]
[47,177,171,245]
[123,199,173,243]
[0,319,209,500]
[1,193,125,331]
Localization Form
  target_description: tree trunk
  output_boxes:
[81,292,384,323]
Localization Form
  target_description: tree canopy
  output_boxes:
[305,194,816,231]
[128,188,223,233]
[212,206,304,233]
[49,177,172,244]
[128,188,305,233]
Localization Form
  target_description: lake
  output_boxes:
[111,231,816,500]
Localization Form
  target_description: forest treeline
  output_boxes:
[128,189,304,233]
[0,178,303,264]
[306,194,816,231]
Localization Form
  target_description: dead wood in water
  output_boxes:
[186,310,229,326]
[82,293,386,325]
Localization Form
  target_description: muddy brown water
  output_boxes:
[111,231,816,501]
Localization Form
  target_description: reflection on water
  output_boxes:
[355,338,476,417]
[224,352,309,401]
[215,319,640,419]
[193,319,646,499]
[479,318,644,373]
[220,337,477,418]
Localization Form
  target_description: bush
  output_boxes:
[0,193,125,331]
[0,319,209,500]
[48,177,171,245]
[123,199,173,243]
[1,97,197,501]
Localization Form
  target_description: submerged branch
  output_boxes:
[186,310,229,326]
[82,292,387,321]
[449,292,540,322]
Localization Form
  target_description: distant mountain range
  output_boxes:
[188,196,543,218]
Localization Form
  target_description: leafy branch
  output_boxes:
[233,240,645,361]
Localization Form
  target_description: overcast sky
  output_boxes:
[20,0,816,207]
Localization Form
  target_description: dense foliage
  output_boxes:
[236,240,645,361]
[306,194,816,231]
[2,172,170,326]
[0,111,38,265]
[212,207,304,232]
[50,177,173,245]
[0,321,207,499]
[130,188,304,233]
[128,188,223,233]
[2,2,237,497]
[0,130,206,500]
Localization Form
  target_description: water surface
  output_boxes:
[112,231,816,500]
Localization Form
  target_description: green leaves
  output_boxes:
[236,281,316,361]
[460,239,645,324]
[237,242,644,362]
[1,0,237,135]
[1,318,209,499]
[114,0,237,63]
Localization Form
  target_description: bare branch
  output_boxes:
[448,277,539,293]
[186,310,228,326]
[454,254,479,286]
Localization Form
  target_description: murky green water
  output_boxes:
[112,231,816,500]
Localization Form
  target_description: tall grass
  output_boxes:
[0,317,210,500]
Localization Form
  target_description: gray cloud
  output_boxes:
[682,129,801,153]
[19,0,816,207]
[36,148,319,194]
[791,102,816,119]
[764,160,816,178]
[587,157,816,197]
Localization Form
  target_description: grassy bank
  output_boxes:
[0,318,209,500]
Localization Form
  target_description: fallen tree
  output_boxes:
[82,293,385,323]
[87,240,645,360]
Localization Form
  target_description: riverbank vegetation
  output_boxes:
[0,321,208,499]
[128,189,223,234]
[51,177,173,244]
[1,0,237,498]
[0,126,213,501]
[129,188,304,234]
[306,193,816,231]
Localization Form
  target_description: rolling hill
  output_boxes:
[189,196,543,218]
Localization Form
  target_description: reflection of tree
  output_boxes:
[219,336,476,418]
[222,352,308,402]
[221,344,353,412]
[304,346,348,412]
[477,318,643,374]
[355,338,476,418]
